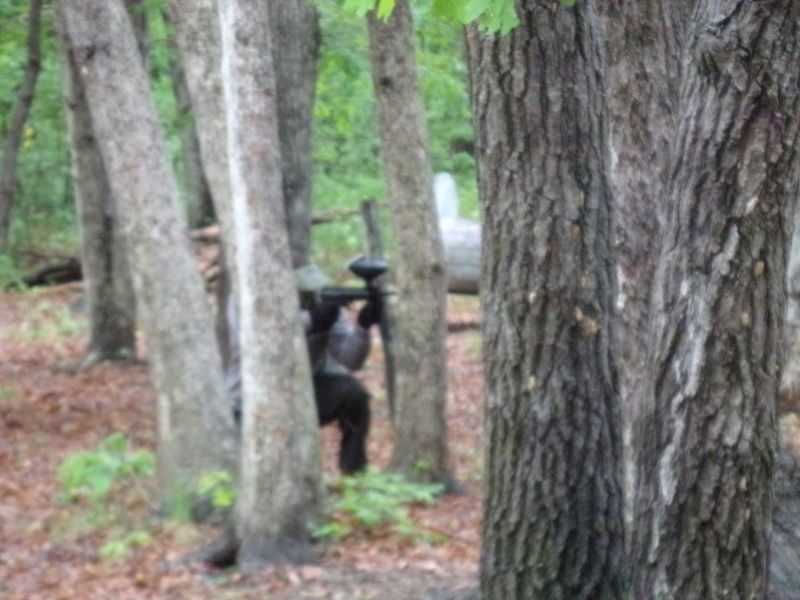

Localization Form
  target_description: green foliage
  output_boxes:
[0,253,24,288]
[57,433,155,503]
[97,530,153,561]
[311,468,445,542]
[195,470,237,509]
[13,300,85,341]
[311,0,477,270]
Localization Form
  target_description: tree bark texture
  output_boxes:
[770,437,800,599]
[268,0,320,268]
[467,3,625,598]
[0,0,43,251]
[219,0,322,570]
[57,0,237,509]
[165,20,216,228]
[595,2,685,535]
[166,0,237,284]
[56,18,136,365]
[628,4,800,598]
[367,0,453,487]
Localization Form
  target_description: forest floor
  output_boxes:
[0,283,484,600]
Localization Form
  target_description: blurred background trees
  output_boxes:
[0,0,476,281]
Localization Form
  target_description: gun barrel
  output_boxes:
[319,286,392,306]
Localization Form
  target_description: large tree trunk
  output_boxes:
[628,4,800,598]
[595,2,683,536]
[0,0,43,251]
[55,15,136,366]
[57,0,237,510]
[467,2,625,598]
[366,0,454,489]
[219,0,322,571]
[268,0,320,268]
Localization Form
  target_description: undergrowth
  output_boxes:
[312,468,446,543]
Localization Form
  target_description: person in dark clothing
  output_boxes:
[225,265,382,474]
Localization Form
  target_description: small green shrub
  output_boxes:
[195,470,238,509]
[57,432,154,503]
[98,530,153,561]
[311,468,445,542]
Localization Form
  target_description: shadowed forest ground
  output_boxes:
[0,284,483,599]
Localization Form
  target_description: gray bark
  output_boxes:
[467,1,624,598]
[595,2,684,536]
[268,0,320,268]
[165,20,216,228]
[0,0,43,251]
[770,439,800,599]
[219,0,322,571]
[367,0,454,488]
[166,0,237,282]
[57,0,237,509]
[55,15,136,365]
[628,4,800,598]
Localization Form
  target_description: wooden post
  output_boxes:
[361,199,396,419]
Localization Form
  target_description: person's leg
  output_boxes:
[312,369,370,473]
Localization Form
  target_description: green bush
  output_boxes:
[312,468,445,542]
[57,432,155,503]
[97,530,153,561]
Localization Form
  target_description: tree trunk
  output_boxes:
[55,15,136,365]
[268,0,320,269]
[467,2,624,598]
[628,4,800,598]
[0,0,43,251]
[366,0,454,488]
[164,17,216,228]
[770,437,800,599]
[57,0,237,510]
[594,2,684,537]
[219,0,322,571]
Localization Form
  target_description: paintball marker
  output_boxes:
[320,257,392,306]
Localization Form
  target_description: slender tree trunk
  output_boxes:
[366,0,454,488]
[164,18,216,228]
[268,0,320,268]
[219,0,322,571]
[467,2,624,598]
[57,0,237,510]
[0,0,43,251]
[628,4,800,597]
[55,17,136,365]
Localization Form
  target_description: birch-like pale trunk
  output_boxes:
[57,0,237,510]
[218,0,322,571]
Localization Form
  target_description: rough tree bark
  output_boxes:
[55,16,136,365]
[628,4,800,598]
[594,2,683,534]
[467,2,625,598]
[268,0,320,268]
[219,0,322,570]
[366,0,454,488]
[57,0,237,510]
[164,17,216,228]
[0,0,43,251]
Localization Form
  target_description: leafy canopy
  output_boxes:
[343,0,578,34]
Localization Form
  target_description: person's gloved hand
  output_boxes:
[308,301,340,333]
[357,294,382,329]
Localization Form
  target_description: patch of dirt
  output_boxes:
[0,285,482,599]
